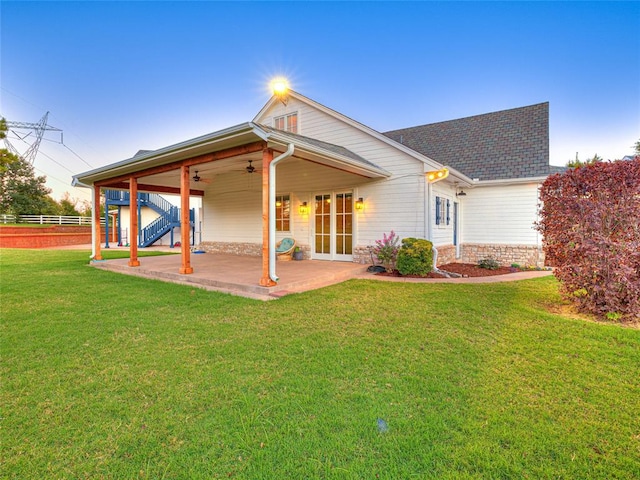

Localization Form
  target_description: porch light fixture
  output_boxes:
[270,77,290,105]
[456,190,467,197]
[426,168,449,183]
[355,197,364,212]
[299,201,309,215]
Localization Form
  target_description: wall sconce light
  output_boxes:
[299,201,309,215]
[456,190,467,197]
[355,197,364,212]
[426,167,449,183]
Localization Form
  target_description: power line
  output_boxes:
[7,134,76,173]
[62,143,94,169]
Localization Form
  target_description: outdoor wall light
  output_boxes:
[426,167,449,183]
[299,201,309,215]
[355,197,364,212]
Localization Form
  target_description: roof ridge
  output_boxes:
[385,102,549,134]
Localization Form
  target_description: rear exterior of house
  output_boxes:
[73,89,558,287]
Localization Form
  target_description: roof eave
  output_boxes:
[265,131,391,178]
[73,122,263,186]
[472,175,550,186]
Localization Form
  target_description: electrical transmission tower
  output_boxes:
[3,112,63,164]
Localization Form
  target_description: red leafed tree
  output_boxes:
[536,158,640,321]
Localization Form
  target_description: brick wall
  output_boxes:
[0,225,100,248]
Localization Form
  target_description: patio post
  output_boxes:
[179,164,193,274]
[128,177,140,267]
[93,184,103,260]
[259,148,277,286]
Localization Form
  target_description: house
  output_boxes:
[72,88,559,286]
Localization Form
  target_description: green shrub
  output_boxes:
[478,257,500,270]
[397,238,433,276]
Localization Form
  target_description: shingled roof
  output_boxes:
[383,102,555,181]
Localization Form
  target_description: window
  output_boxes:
[446,199,451,225]
[274,113,298,133]
[275,194,290,232]
[435,196,451,226]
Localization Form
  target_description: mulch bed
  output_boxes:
[376,263,517,278]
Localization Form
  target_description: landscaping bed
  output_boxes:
[377,262,518,278]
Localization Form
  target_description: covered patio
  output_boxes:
[73,122,389,289]
[92,251,369,300]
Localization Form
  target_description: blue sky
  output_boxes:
[2,1,639,201]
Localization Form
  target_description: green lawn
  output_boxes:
[1,249,639,479]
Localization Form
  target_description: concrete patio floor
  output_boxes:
[89,248,554,300]
[91,251,369,300]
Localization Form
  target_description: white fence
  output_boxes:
[0,214,103,226]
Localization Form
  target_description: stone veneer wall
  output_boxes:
[460,243,545,267]
[434,245,456,265]
[353,246,373,265]
[198,241,312,260]
[197,242,543,267]
[198,241,262,256]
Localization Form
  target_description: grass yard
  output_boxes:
[1,249,639,479]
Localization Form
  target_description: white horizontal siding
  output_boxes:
[460,183,541,245]
[256,97,428,248]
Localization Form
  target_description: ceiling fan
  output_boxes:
[245,159,256,174]
[192,170,212,183]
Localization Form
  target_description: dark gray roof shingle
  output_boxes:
[383,103,554,180]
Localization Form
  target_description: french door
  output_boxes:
[313,192,354,261]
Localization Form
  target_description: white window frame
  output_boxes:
[275,194,291,232]
[274,112,298,134]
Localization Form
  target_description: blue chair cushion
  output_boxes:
[276,238,294,253]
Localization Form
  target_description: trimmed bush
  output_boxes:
[397,237,433,276]
[535,158,640,321]
[478,257,500,270]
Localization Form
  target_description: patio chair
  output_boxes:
[276,237,296,259]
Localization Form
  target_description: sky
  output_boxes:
[1,1,639,202]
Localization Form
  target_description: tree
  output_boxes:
[0,157,55,216]
[1,117,20,173]
[535,159,640,321]
[634,138,640,155]
[57,192,86,216]
[566,152,602,168]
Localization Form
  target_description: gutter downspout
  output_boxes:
[90,185,97,260]
[269,143,295,282]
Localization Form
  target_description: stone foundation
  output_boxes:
[196,242,544,267]
[460,243,545,267]
[198,241,262,256]
[434,245,456,265]
[198,241,312,260]
[353,245,373,265]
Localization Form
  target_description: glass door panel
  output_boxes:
[314,194,331,256]
[335,193,353,256]
[313,192,354,260]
